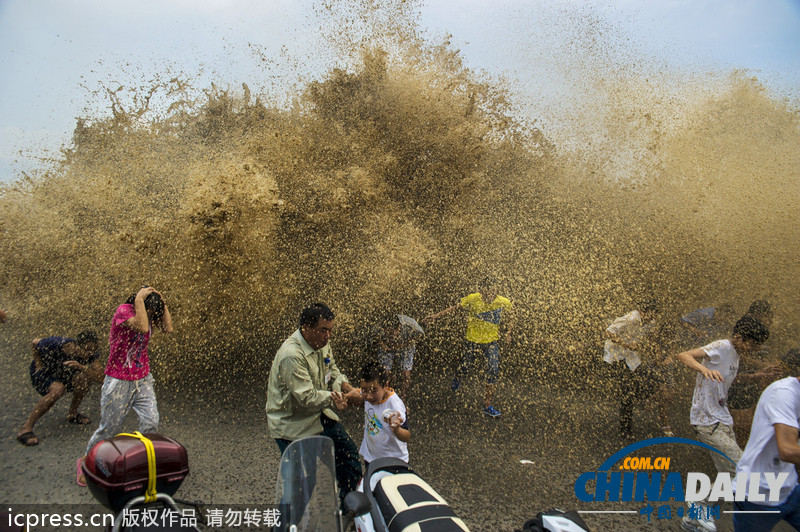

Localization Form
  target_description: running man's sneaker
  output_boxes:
[681,511,717,532]
[483,405,501,417]
[450,378,460,391]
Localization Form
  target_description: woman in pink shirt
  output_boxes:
[78,286,172,485]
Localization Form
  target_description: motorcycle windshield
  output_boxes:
[275,436,340,532]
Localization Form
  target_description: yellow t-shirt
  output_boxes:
[461,293,513,344]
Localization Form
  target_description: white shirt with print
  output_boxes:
[690,339,740,426]
[359,390,409,463]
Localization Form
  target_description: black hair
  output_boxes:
[299,303,335,329]
[732,314,770,344]
[360,360,389,387]
[747,299,772,320]
[75,330,98,346]
[124,290,165,321]
[782,348,800,377]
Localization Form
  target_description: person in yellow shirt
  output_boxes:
[424,276,513,417]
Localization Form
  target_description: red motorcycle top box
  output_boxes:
[82,432,189,512]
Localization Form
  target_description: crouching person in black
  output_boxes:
[16,331,102,446]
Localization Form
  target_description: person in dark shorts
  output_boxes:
[367,313,424,402]
[16,331,102,446]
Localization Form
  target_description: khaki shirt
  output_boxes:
[266,329,349,440]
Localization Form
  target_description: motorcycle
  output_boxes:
[82,432,204,532]
[81,433,589,532]
[83,432,360,532]
[275,435,369,531]
[276,437,469,532]
[352,457,469,532]
[279,437,591,532]
[514,509,591,532]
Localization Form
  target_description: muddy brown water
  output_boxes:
[1,2,798,530]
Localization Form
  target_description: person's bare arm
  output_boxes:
[64,359,105,383]
[740,357,775,372]
[389,413,410,443]
[331,391,349,410]
[422,304,461,324]
[84,359,105,383]
[677,348,723,382]
[345,387,365,407]
[158,299,173,333]
[737,363,784,385]
[145,287,173,333]
[124,287,154,333]
[775,423,800,465]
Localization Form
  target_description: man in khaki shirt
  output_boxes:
[266,303,361,509]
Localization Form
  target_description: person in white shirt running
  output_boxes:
[732,367,800,531]
[677,315,779,532]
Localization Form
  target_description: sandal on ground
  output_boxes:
[67,413,91,425]
[16,431,39,446]
[76,457,87,487]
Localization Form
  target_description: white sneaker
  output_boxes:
[681,512,717,532]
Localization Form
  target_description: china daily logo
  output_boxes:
[574,437,788,504]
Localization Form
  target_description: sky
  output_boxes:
[0,0,798,181]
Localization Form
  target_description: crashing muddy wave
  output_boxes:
[1,12,798,385]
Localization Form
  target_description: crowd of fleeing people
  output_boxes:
[603,297,800,531]
[5,279,800,531]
